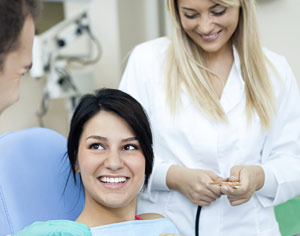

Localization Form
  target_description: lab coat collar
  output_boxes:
[220,46,245,113]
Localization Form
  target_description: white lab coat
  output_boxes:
[119,37,300,236]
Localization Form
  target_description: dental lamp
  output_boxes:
[31,10,101,125]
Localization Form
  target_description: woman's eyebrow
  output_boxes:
[122,137,137,142]
[209,4,220,10]
[86,135,107,141]
[181,4,221,12]
[181,7,197,11]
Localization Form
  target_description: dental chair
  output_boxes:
[0,127,84,235]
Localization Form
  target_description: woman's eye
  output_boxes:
[90,143,104,150]
[184,13,198,19]
[123,144,137,151]
[212,7,227,16]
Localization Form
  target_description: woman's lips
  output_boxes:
[99,176,127,184]
[97,176,129,189]
[199,30,222,42]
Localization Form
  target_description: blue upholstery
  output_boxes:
[0,127,84,235]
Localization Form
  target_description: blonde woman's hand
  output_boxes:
[166,165,225,206]
[221,165,265,206]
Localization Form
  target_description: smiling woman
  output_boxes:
[178,1,240,55]
[14,88,181,236]
[75,110,146,224]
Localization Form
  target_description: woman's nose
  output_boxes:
[104,150,124,171]
[198,15,214,35]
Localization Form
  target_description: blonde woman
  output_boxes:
[119,0,300,235]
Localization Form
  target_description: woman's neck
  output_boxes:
[205,42,234,99]
[206,42,233,66]
[76,196,137,228]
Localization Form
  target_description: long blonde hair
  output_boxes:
[166,0,275,129]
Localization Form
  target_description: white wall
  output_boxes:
[256,0,300,85]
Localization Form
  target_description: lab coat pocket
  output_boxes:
[165,191,194,235]
[256,201,281,236]
[258,225,281,236]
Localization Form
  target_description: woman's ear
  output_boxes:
[75,161,80,173]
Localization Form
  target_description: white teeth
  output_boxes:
[100,177,126,184]
[202,33,218,39]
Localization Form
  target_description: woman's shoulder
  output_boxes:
[263,48,295,84]
[262,48,299,103]
[263,48,286,64]
[139,213,165,220]
[125,37,171,76]
[131,37,171,59]
[135,37,171,50]
[262,48,292,75]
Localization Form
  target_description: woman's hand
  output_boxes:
[166,165,225,206]
[221,165,265,206]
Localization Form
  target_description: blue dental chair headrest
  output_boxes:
[0,127,84,235]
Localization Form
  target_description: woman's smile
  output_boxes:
[198,29,223,42]
[97,176,129,189]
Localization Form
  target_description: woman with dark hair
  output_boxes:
[67,88,154,189]
[15,88,181,236]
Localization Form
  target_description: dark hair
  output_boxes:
[0,0,42,70]
[68,88,154,188]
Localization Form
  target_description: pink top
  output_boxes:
[135,215,143,220]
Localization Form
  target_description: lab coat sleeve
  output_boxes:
[256,58,300,207]
[119,45,172,195]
